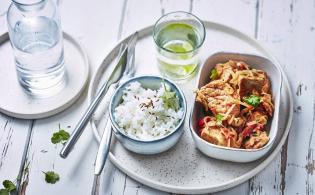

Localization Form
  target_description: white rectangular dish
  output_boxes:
[190,52,282,162]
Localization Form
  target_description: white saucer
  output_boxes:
[0,32,89,119]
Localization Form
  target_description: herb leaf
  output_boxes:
[2,180,16,192]
[44,171,60,184]
[0,189,8,195]
[161,81,180,111]
[243,95,261,107]
[210,68,218,80]
[162,90,180,111]
[51,129,70,144]
[216,114,223,125]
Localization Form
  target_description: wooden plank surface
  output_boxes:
[249,0,315,194]
[12,0,125,194]
[0,0,313,194]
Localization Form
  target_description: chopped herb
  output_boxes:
[51,129,70,145]
[252,132,258,137]
[161,79,180,111]
[2,180,16,192]
[210,68,218,80]
[216,114,223,125]
[43,171,60,184]
[0,179,16,195]
[0,189,8,195]
[244,136,250,141]
[243,95,261,107]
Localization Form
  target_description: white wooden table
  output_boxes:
[0,0,314,194]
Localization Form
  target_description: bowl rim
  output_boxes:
[109,75,187,143]
[189,52,282,152]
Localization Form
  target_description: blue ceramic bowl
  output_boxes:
[109,75,187,154]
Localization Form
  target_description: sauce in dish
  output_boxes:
[114,81,184,140]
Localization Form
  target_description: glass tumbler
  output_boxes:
[153,11,205,81]
[7,0,66,97]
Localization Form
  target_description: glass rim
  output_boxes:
[12,0,45,6]
[153,11,206,54]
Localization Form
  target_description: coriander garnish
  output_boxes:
[0,180,16,195]
[51,125,70,145]
[210,68,218,80]
[161,79,180,111]
[216,114,223,125]
[243,95,261,107]
[0,189,8,195]
[43,171,60,184]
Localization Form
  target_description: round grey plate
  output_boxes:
[88,21,293,194]
[0,32,89,119]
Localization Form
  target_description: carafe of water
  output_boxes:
[7,0,65,97]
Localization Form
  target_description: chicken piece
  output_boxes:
[196,80,237,114]
[247,111,268,126]
[241,111,268,137]
[227,114,246,128]
[214,60,249,83]
[235,61,250,70]
[196,80,243,127]
[199,80,235,96]
[215,62,234,82]
[206,95,235,114]
[200,126,227,146]
[199,117,242,148]
[243,130,269,149]
[237,70,271,98]
[260,93,274,116]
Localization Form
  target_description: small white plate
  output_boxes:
[89,22,293,194]
[0,32,89,119]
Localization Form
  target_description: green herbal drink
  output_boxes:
[153,12,205,81]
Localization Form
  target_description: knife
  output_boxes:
[92,32,137,126]
[60,42,129,159]
[90,32,137,195]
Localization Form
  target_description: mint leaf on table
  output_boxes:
[43,171,60,184]
[0,189,8,195]
[51,129,70,144]
[243,95,261,107]
[2,180,16,192]
[0,179,17,195]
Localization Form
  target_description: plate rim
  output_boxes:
[88,21,294,194]
[0,31,90,119]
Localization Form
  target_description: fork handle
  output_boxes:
[60,79,110,158]
[94,116,113,175]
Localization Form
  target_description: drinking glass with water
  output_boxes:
[7,0,65,97]
[153,11,205,81]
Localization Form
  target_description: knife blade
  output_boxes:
[92,32,138,126]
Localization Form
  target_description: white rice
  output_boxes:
[114,81,184,140]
